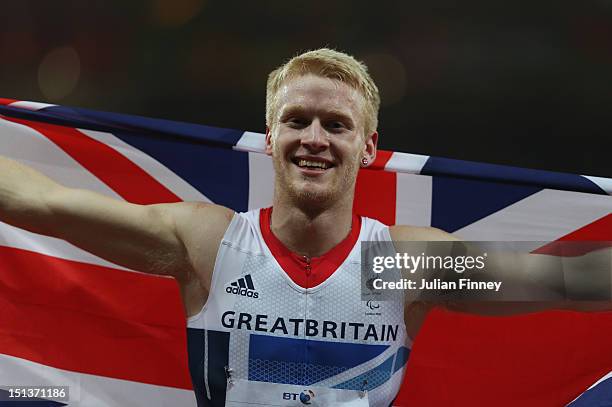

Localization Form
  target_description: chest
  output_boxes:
[207,251,404,342]
[189,232,410,406]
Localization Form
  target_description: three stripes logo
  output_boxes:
[225,274,259,298]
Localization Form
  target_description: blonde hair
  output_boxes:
[266,48,380,137]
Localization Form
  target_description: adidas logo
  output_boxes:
[225,274,259,298]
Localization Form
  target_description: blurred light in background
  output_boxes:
[0,0,607,175]
[38,46,80,101]
[150,0,205,27]
[362,53,407,107]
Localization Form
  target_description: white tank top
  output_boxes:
[188,208,409,407]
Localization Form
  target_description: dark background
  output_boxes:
[1,0,610,177]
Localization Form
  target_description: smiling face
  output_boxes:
[266,74,377,211]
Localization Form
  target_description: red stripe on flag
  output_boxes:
[354,150,396,225]
[555,212,612,241]
[396,307,612,406]
[368,149,394,170]
[533,213,612,256]
[0,246,192,390]
[0,98,18,105]
[3,117,181,204]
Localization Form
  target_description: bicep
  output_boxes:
[45,187,191,277]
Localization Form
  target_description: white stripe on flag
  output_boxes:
[8,101,57,111]
[0,222,131,271]
[78,129,212,203]
[247,152,274,210]
[455,189,612,247]
[395,173,432,227]
[581,370,612,392]
[583,175,612,195]
[567,370,612,406]
[0,119,123,199]
[384,152,430,174]
[234,131,266,153]
[0,353,197,407]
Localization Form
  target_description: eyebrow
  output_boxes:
[280,105,356,128]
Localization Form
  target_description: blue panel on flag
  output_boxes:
[248,334,388,385]
[45,106,245,147]
[422,156,607,195]
[0,104,250,210]
[0,105,244,148]
[567,376,612,406]
[431,176,541,232]
[111,130,249,211]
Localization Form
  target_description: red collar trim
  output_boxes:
[259,207,361,289]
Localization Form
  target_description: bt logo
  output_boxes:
[282,390,315,404]
[300,390,315,404]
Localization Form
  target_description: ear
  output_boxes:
[362,131,378,166]
[265,126,273,156]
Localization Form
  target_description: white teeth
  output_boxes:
[298,159,329,169]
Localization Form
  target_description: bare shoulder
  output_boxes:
[163,202,235,317]
[167,202,234,249]
[168,201,234,228]
[389,224,459,241]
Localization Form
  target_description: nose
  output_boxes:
[300,120,329,152]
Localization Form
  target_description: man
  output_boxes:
[0,49,607,406]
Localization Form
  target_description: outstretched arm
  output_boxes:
[390,224,611,315]
[0,156,233,285]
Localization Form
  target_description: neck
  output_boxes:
[270,195,355,258]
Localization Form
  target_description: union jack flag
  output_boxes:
[0,98,610,406]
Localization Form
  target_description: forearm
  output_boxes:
[410,242,612,306]
[468,244,612,302]
[44,188,181,272]
[0,155,59,234]
[439,243,612,315]
[0,155,189,276]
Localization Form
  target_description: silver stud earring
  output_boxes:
[361,157,369,167]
